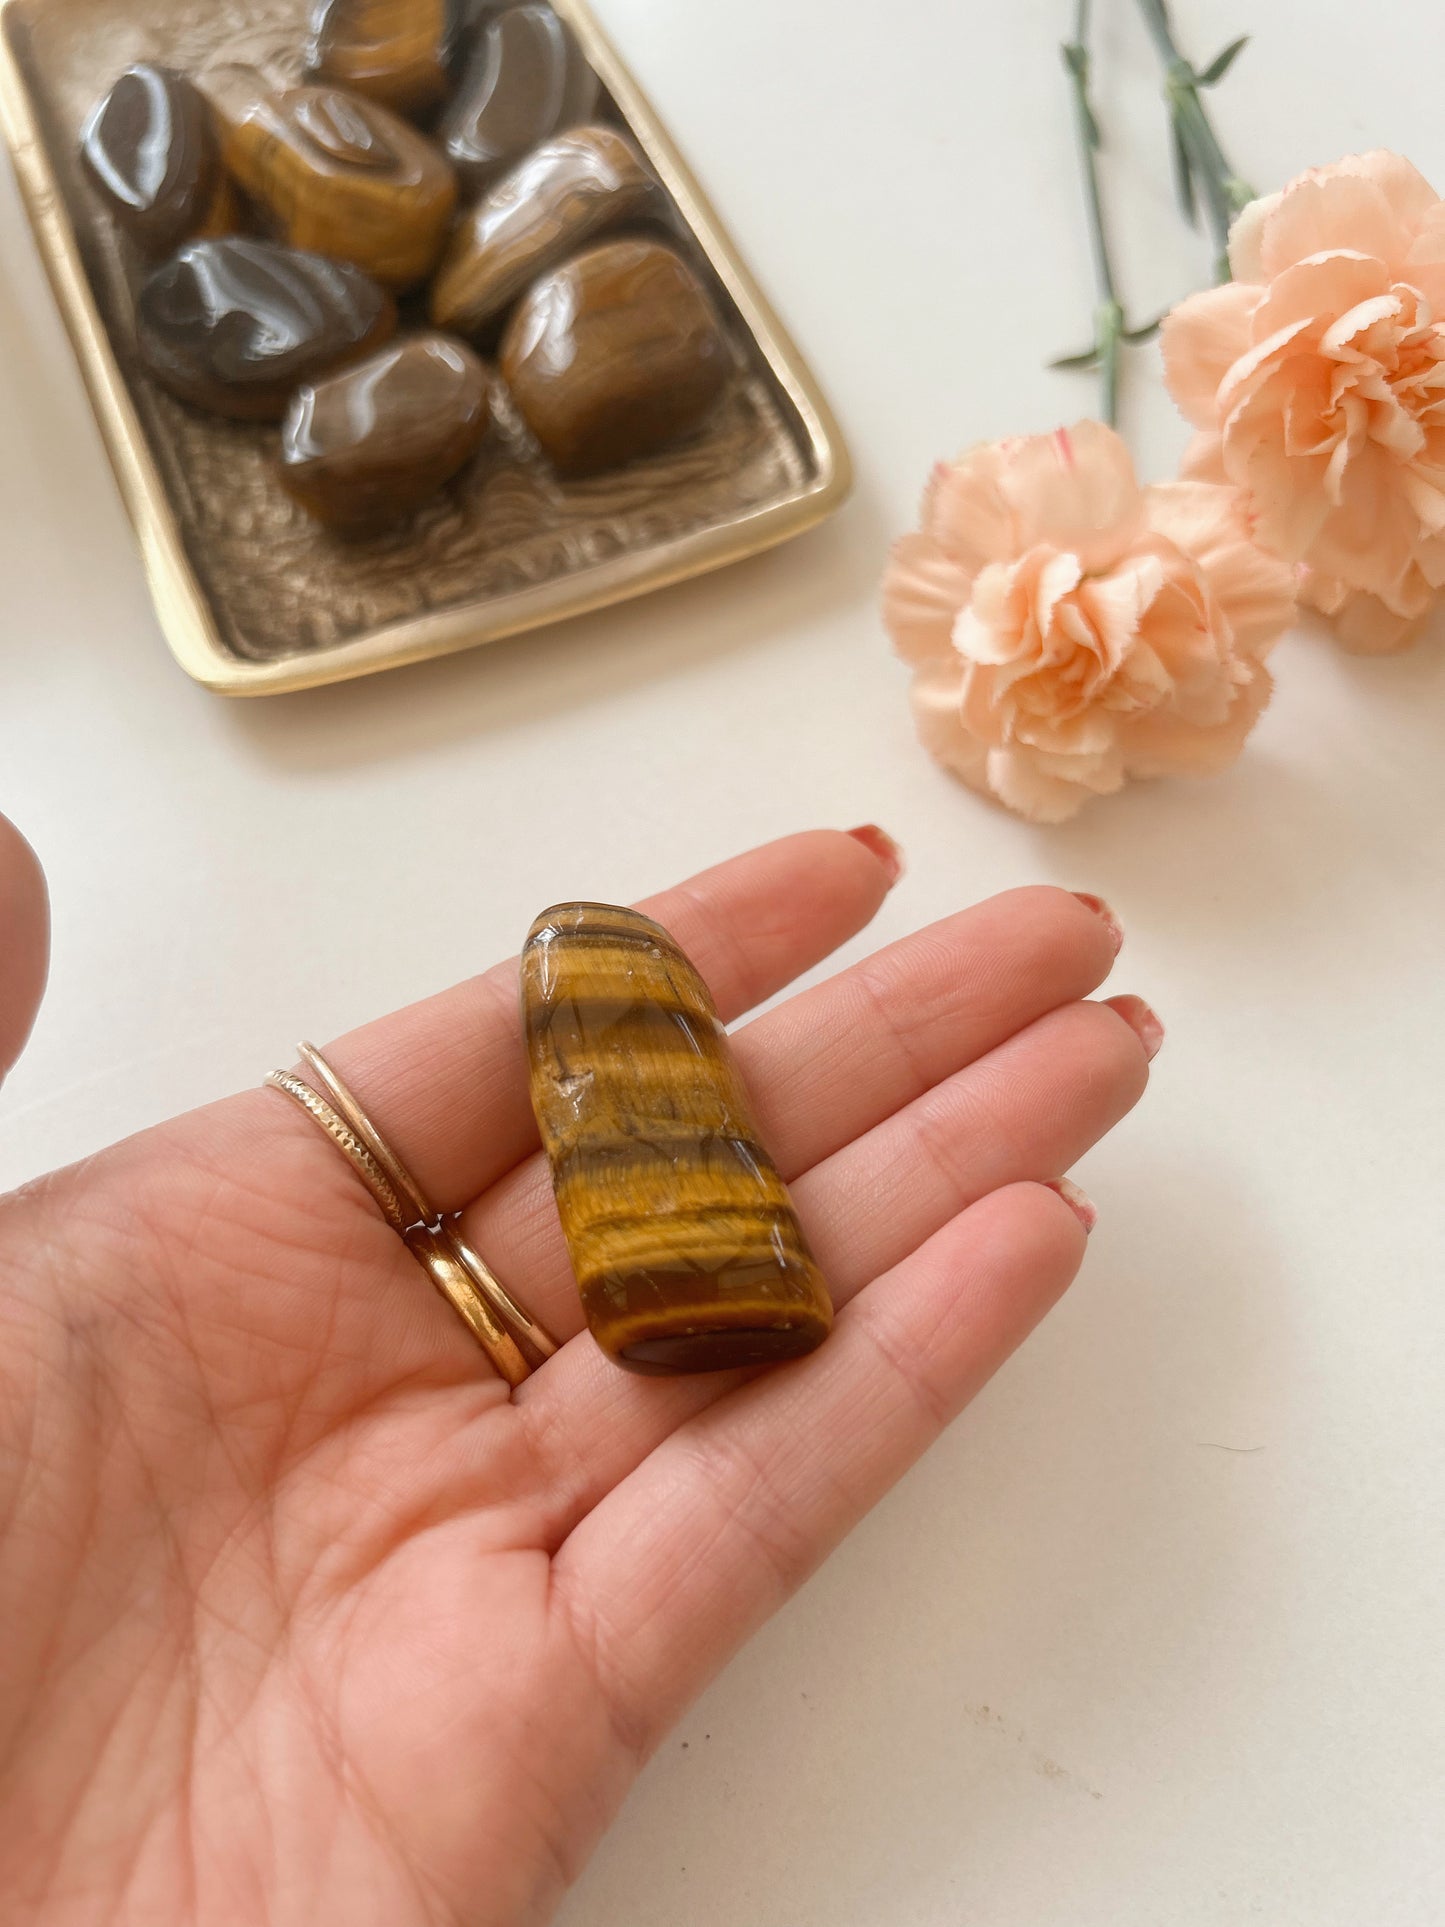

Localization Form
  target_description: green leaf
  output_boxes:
[1048,347,1103,371]
[1171,114,1197,224]
[1198,35,1248,86]
[1123,315,1163,343]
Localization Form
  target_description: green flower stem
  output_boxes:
[1062,0,1125,425]
[1134,0,1256,280]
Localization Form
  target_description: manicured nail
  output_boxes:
[1072,891,1124,955]
[1105,993,1165,1061]
[846,824,904,887]
[1045,1177,1098,1233]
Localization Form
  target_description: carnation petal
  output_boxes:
[920,448,1015,571]
[999,421,1145,572]
[1332,150,1441,233]
[1402,204,1445,310]
[1120,663,1272,779]
[1252,253,1387,343]
[1076,554,1165,672]
[1160,283,1257,428]
[1306,443,1420,595]
[1216,314,1316,413]
[1145,481,1298,656]
[908,658,993,788]
[1180,432,1229,483]
[1301,569,1435,651]
[1228,191,1281,283]
[986,746,1118,824]
[882,534,972,667]
[1260,169,1412,279]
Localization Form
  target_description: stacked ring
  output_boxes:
[265,1042,557,1387]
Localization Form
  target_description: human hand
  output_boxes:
[0,824,1156,1925]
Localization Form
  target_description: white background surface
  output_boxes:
[3,2,1444,1921]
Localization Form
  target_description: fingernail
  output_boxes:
[846,824,904,887]
[1105,993,1165,1061]
[1072,891,1124,955]
[1044,1177,1098,1234]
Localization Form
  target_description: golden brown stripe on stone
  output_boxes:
[306,0,450,118]
[521,902,833,1375]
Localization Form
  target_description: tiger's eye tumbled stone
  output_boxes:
[522,903,833,1374]
[220,82,457,289]
[439,3,598,193]
[80,64,237,256]
[499,238,729,475]
[279,332,491,529]
[430,124,658,337]
[136,237,396,420]
[305,0,449,117]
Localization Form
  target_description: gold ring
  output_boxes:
[404,1225,532,1387]
[263,1042,558,1384]
[265,1070,409,1228]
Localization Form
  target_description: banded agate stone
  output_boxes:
[136,237,396,420]
[430,124,657,337]
[439,3,598,193]
[521,903,833,1374]
[80,64,238,257]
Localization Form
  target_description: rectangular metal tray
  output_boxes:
[0,0,850,693]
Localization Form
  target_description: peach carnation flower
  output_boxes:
[882,422,1295,823]
[1162,151,1445,653]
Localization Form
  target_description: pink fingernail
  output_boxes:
[1105,993,1165,1061]
[846,824,905,887]
[1071,891,1124,955]
[1045,1177,1098,1233]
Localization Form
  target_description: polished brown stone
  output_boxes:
[218,81,457,289]
[500,238,729,475]
[80,64,238,257]
[522,903,833,1374]
[279,332,491,529]
[439,4,598,193]
[136,237,396,420]
[442,0,503,73]
[431,124,658,338]
[305,0,449,118]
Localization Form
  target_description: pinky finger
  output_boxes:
[553,1182,1089,1758]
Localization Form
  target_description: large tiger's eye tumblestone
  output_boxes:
[499,238,729,474]
[220,83,457,289]
[279,332,491,530]
[80,65,237,257]
[521,903,834,1375]
[431,124,658,337]
[136,237,396,420]
[305,0,449,118]
[439,3,598,193]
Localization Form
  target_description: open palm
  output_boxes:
[0,827,1154,1926]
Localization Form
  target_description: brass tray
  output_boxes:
[0,0,850,694]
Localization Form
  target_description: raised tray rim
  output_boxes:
[0,0,852,695]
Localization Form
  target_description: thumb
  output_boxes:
[0,815,49,1084]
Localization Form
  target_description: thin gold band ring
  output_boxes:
[264,1043,557,1386]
